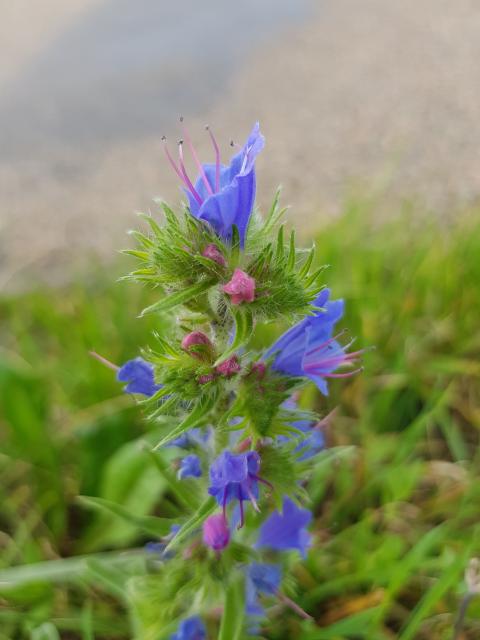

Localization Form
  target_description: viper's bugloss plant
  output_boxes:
[101,121,366,638]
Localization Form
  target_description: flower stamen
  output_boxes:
[205,125,221,192]
[180,117,214,195]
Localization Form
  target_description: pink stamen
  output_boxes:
[322,367,364,378]
[180,117,213,195]
[276,592,313,621]
[89,351,119,371]
[238,487,245,529]
[162,137,189,184]
[177,141,203,205]
[251,474,274,492]
[304,348,366,373]
[206,125,221,192]
[304,329,348,358]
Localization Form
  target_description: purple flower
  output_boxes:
[170,616,206,640]
[264,289,362,395]
[208,451,264,527]
[178,454,202,480]
[202,513,230,551]
[163,122,264,246]
[256,497,312,558]
[116,357,161,397]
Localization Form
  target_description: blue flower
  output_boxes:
[167,427,210,450]
[178,454,202,480]
[256,497,312,558]
[264,289,359,395]
[278,399,325,461]
[245,563,282,616]
[170,616,206,640]
[164,122,264,247]
[208,451,263,527]
[116,357,162,397]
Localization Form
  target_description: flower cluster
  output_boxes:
[100,121,365,637]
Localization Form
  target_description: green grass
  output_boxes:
[1,202,480,638]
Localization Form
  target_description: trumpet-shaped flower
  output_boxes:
[163,122,264,246]
[208,451,263,527]
[116,357,161,397]
[256,497,312,558]
[178,454,202,479]
[264,289,362,395]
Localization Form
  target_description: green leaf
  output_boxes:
[152,392,218,450]
[230,225,241,267]
[213,307,254,366]
[147,450,200,510]
[287,229,296,271]
[0,549,145,589]
[140,278,216,316]
[77,495,172,538]
[275,224,285,261]
[163,497,216,553]
[219,573,245,640]
[30,623,61,640]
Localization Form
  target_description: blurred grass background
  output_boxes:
[1,200,480,639]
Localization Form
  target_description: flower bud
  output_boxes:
[250,362,266,379]
[202,514,230,551]
[181,331,214,361]
[216,355,241,378]
[202,243,227,267]
[222,268,255,304]
[198,373,217,385]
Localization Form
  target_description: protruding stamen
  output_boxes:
[322,367,364,379]
[180,118,214,195]
[276,592,313,621]
[89,351,119,371]
[205,125,221,192]
[162,137,203,205]
[305,329,348,358]
[238,487,245,529]
[251,474,274,493]
[177,141,203,205]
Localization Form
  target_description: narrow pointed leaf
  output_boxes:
[140,278,216,316]
[152,392,218,449]
[77,496,173,538]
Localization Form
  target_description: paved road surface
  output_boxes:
[2,0,480,290]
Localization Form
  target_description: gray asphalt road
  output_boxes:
[0,0,311,160]
[2,0,480,291]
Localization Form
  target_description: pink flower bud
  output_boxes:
[203,514,230,551]
[202,243,226,267]
[222,269,255,305]
[216,355,241,378]
[250,362,266,379]
[198,373,217,385]
[181,331,214,360]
